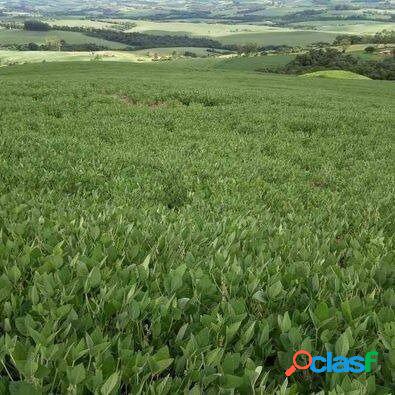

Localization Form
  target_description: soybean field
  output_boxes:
[0,61,394,394]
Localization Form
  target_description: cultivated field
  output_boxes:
[0,50,151,65]
[291,20,395,34]
[127,21,288,36]
[217,31,340,46]
[0,50,295,70]
[45,19,119,29]
[214,54,295,71]
[132,47,222,56]
[0,61,393,394]
[125,19,394,45]
[0,30,127,49]
[300,70,371,79]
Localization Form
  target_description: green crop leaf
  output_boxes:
[8,266,21,283]
[85,266,102,292]
[24,358,38,377]
[267,281,283,299]
[279,312,292,333]
[101,372,120,395]
[226,321,242,344]
[314,301,330,322]
[150,358,174,375]
[9,382,41,395]
[252,290,265,303]
[138,254,151,280]
[0,274,12,302]
[67,364,86,385]
[237,321,256,348]
[170,264,187,292]
[335,332,349,356]
[176,323,188,341]
[341,300,353,324]
[221,374,244,389]
[206,348,224,367]
[142,254,151,271]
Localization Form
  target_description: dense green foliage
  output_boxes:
[24,21,51,32]
[0,61,394,394]
[277,10,392,24]
[1,41,111,52]
[273,48,395,80]
[85,30,224,50]
[333,30,395,45]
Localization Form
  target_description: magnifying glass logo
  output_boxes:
[285,350,313,377]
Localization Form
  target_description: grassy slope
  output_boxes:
[0,50,292,68]
[132,47,217,56]
[126,19,395,37]
[0,49,226,65]
[45,19,118,29]
[0,29,127,48]
[214,54,295,71]
[0,62,393,394]
[289,20,395,34]
[217,31,339,46]
[0,50,150,64]
[300,70,371,80]
[128,25,339,45]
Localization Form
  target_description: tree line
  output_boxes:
[24,20,51,31]
[0,41,111,52]
[261,48,395,80]
[333,30,395,45]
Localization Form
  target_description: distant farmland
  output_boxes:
[0,30,128,49]
[217,31,340,46]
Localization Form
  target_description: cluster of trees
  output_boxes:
[0,21,23,29]
[333,30,395,45]
[281,9,324,22]
[231,43,295,55]
[81,29,225,50]
[274,48,394,80]
[1,41,110,52]
[332,4,359,11]
[92,19,137,31]
[24,20,51,31]
[60,42,109,51]
[183,51,198,58]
